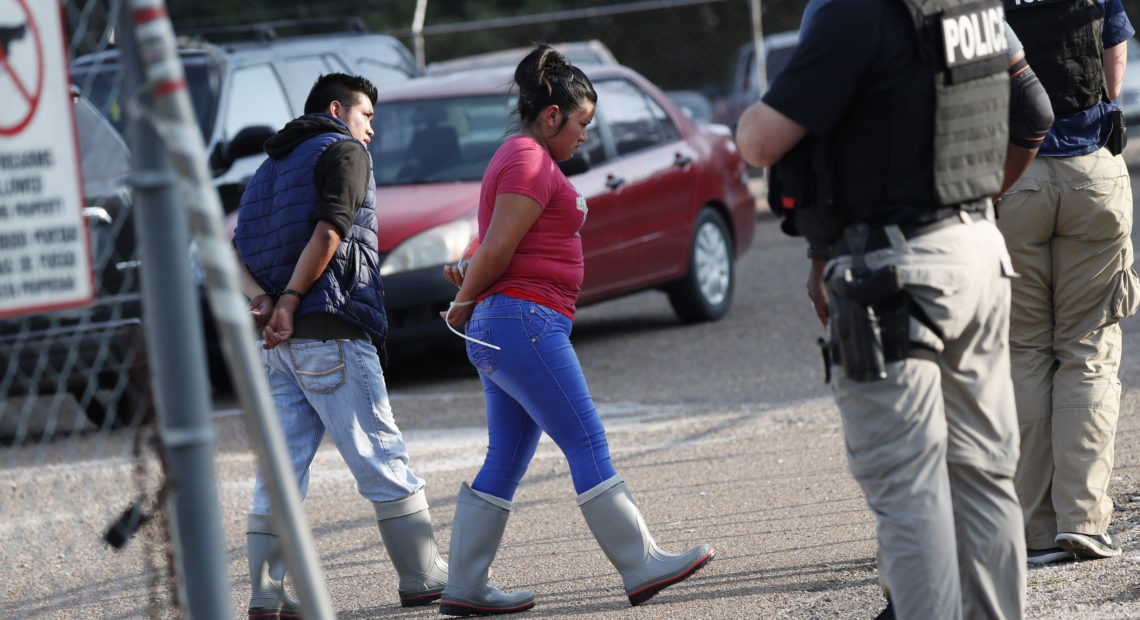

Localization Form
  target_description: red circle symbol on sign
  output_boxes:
[0,0,44,136]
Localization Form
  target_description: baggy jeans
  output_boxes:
[251,338,424,516]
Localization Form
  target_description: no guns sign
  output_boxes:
[0,0,94,317]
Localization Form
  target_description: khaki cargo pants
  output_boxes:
[828,211,1024,619]
[996,148,1139,548]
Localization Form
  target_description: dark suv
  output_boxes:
[0,20,419,430]
[70,17,418,213]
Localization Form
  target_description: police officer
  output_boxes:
[1000,0,1139,566]
[736,1,1052,618]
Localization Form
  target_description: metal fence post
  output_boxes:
[125,1,337,618]
[115,3,231,618]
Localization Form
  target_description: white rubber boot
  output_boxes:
[578,476,715,606]
[374,489,449,607]
[439,483,535,616]
[247,513,302,619]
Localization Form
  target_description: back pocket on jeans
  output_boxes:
[466,329,499,376]
[287,341,348,394]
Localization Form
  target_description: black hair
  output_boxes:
[304,73,378,115]
[512,44,597,130]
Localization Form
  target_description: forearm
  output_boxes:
[286,221,342,294]
[236,248,268,299]
[997,144,1037,198]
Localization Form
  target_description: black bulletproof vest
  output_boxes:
[775,0,1009,248]
[899,0,1009,206]
[1004,0,1105,117]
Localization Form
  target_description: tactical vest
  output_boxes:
[772,0,1009,248]
[901,0,1009,206]
[1003,0,1105,117]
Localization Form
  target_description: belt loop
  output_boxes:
[842,223,871,271]
[982,198,996,223]
[884,225,907,250]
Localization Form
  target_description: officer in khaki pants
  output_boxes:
[1001,0,1140,565]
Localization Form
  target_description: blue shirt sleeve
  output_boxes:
[1103,0,1135,48]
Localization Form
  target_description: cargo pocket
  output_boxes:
[287,341,347,394]
[466,329,499,376]
[1111,266,1140,320]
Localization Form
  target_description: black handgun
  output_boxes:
[0,24,26,57]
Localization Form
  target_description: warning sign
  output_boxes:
[0,0,93,317]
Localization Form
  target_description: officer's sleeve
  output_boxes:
[313,140,369,239]
[761,1,879,136]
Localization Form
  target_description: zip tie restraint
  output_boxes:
[444,300,501,350]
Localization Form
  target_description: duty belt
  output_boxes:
[831,200,989,255]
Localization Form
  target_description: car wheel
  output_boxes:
[666,208,735,323]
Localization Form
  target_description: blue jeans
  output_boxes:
[464,293,617,500]
[251,338,424,515]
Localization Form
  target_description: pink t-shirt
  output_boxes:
[478,135,587,318]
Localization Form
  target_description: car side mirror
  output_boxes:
[558,150,591,176]
[227,125,276,162]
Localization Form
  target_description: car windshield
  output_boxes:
[70,54,220,142]
[370,94,514,186]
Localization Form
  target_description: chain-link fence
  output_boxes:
[2,0,180,617]
[2,1,770,618]
[2,0,318,617]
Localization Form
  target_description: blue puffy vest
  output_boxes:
[234,129,388,344]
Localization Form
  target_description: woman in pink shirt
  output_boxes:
[438,45,715,616]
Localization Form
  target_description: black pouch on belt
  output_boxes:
[1108,108,1128,156]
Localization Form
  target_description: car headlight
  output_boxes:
[380,217,476,276]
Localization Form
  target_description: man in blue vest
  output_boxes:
[233,73,448,617]
[1001,0,1140,565]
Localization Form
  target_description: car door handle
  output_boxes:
[605,175,625,189]
[673,153,693,167]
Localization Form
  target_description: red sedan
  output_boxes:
[368,62,756,339]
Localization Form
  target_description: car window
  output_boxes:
[594,78,677,156]
[224,63,293,139]
[283,55,339,88]
[352,38,417,87]
[356,60,416,87]
[74,96,131,198]
[370,95,513,185]
[71,54,221,143]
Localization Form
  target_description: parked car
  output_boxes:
[69,17,419,214]
[666,89,714,123]
[426,40,619,76]
[711,30,800,129]
[67,19,420,392]
[0,94,150,429]
[431,41,708,126]
[347,62,757,338]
